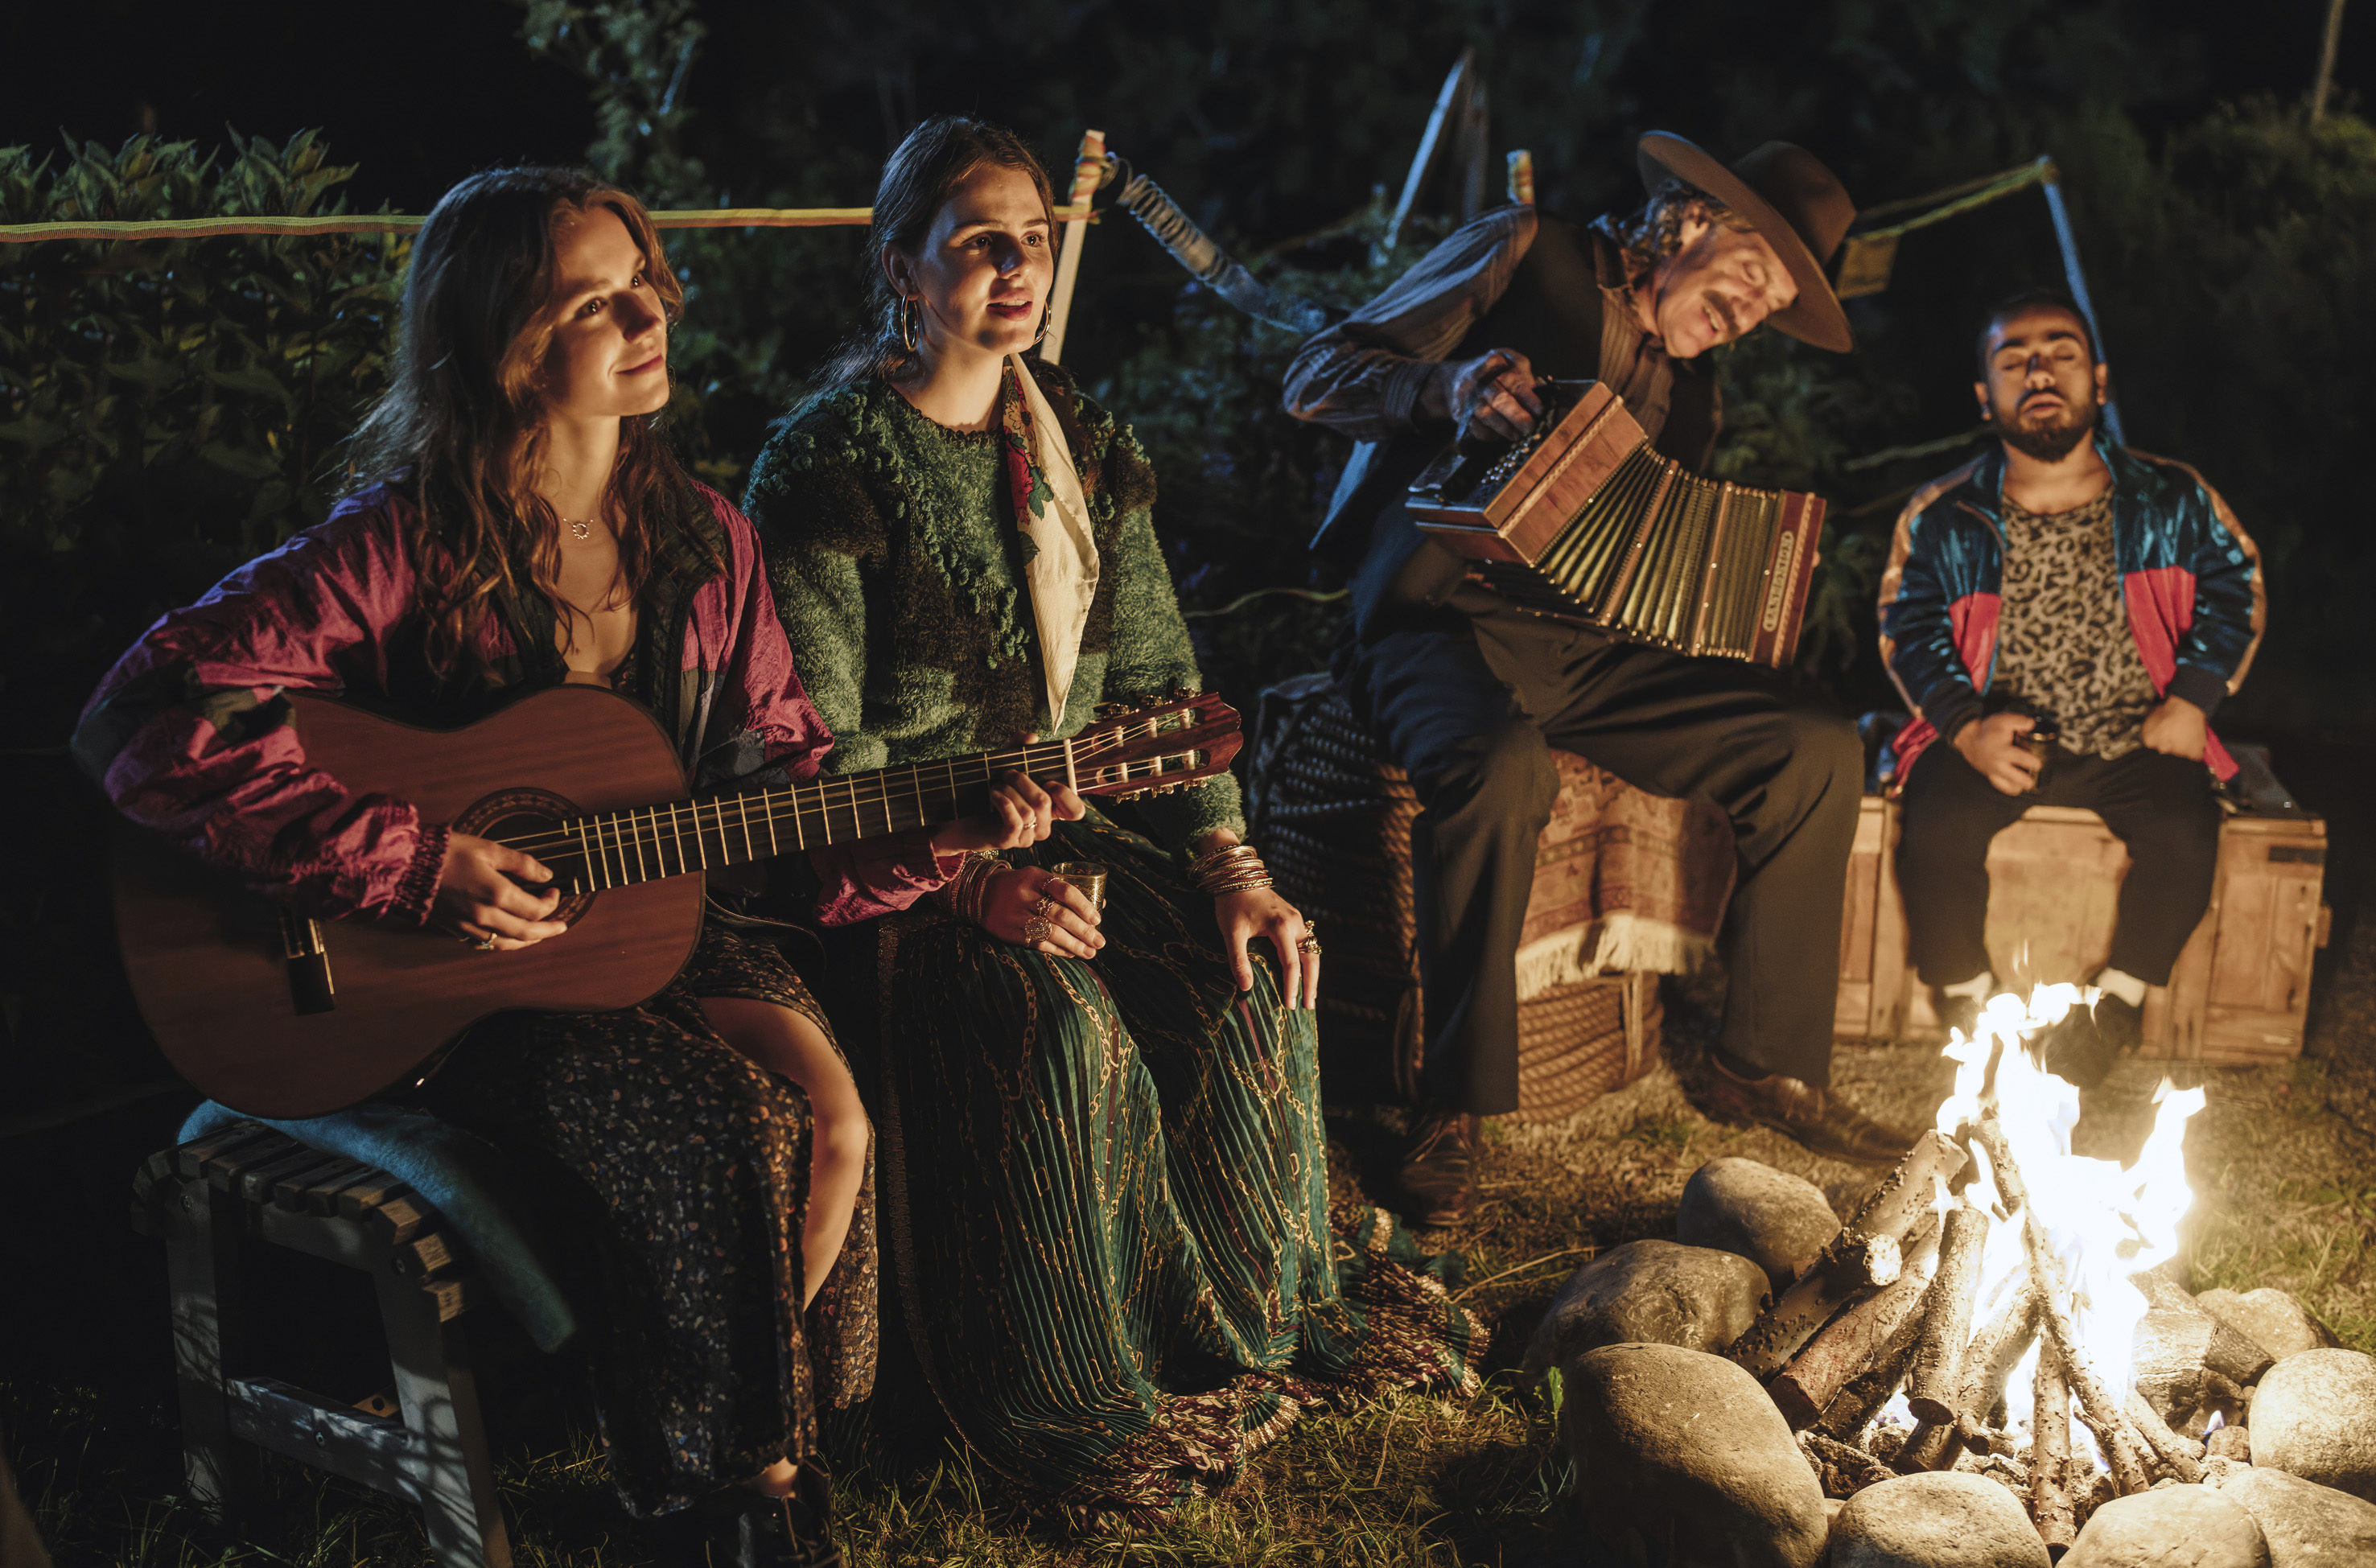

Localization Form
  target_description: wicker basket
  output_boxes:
[1512,973,1663,1122]
[1247,674,1662,1116]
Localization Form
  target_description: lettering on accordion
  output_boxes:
[1406,381,1825,669]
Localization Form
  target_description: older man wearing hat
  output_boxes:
[1283,133,1914,1222]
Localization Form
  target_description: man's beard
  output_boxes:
[1997,390,2098,462]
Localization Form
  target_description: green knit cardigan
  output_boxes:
[742,359,1243,850]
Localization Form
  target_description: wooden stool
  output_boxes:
[131,1120,510,1567]
[1835,796,2332,1061]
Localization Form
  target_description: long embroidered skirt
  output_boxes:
[423,922,876,1517]
[856,813,1482,1518]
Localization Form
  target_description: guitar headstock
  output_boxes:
[1073,686,1241,800]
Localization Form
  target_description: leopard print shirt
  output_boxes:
[1991,489,2158,758]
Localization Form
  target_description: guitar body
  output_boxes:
[113,686,703,1118]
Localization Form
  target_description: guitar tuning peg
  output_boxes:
[1094,701,1129,719]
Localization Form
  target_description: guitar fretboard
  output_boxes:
[497,722,1209,894]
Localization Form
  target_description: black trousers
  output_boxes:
[1337,586,1863,1113]
[1896,740,2222,989]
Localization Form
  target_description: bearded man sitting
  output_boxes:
[1879,290,2263,1083]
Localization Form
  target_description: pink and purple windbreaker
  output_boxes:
[71,479,948,927]
[1877,432,2264,786]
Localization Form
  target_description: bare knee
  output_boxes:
[813,1106,871,1179]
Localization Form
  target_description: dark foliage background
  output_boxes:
[3,1,2374,1123]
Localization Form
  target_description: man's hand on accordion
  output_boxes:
[1426,348,1542,444]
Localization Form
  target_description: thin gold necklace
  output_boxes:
[562,516,595,541]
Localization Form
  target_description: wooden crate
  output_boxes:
[1835,797,2329,1063]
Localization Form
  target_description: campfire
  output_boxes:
[1552,984,2375,1566]
[1735,987,2223,1548]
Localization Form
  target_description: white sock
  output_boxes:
[2094,967,2147,1008]
[1942,971,1996,1001]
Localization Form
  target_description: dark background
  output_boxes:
[3,4,2374,1558]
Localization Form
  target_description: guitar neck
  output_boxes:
[515,738,1082,894]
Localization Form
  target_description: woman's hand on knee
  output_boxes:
[1215,889,1320,1010]
[978,866,1102,958]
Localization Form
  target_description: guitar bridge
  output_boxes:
[278,907,336,1016]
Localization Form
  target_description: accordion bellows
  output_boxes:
[1407,381,1823,668]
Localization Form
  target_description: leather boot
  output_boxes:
[1398,1110,1484,1225]
[1694,1060,1920,1167]
[2035,992,2142,1089]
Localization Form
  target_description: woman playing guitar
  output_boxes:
[72,167,1058,1568]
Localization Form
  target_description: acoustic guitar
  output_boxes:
[112,683,1241,1118]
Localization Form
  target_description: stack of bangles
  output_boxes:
[1190,842,1274,896]
[940,849,1007,926]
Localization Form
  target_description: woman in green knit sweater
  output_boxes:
[743,118,1481,1517]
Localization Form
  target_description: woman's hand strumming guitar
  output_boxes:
[434,833,567,951]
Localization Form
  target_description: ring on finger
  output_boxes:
[1032,893,1059,920]
[1023,915,1053,944]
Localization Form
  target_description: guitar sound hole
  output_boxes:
[451,788,599,929]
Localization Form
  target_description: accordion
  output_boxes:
[1407,381,1823,668]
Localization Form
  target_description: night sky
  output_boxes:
[5,0,2367,215]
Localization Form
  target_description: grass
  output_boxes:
[11,925,2374,1565]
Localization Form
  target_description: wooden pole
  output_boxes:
[2313,0,2350,122]
[1384,51,1473,254]
[2036,161,2127,446]
[1040,130,1106,366]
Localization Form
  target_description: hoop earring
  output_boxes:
[897,295,920,354]
[1029,302,1052,349]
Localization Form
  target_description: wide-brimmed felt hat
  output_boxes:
[1637,132,1856,353]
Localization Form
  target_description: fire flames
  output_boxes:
[1931,984,2207,1467]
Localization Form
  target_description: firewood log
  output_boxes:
[1798,1430,1895,1497]
[2032,1352,2078,1551]
[1954,1281,2040,1434]
[2131,1295,2274,1394]
[1906,1204,1992,1422]
[1769,1219,1942,1429]
[1893,1416,1959,1473]
[1814,1303,1929,1444]
[1727,1130,1966,1379]
[2124,1390,2205,1483]
[1970,1117,2155,1496]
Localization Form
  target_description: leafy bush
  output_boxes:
[0,130,406,736]
[0,130,406,1110]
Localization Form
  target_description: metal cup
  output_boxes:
[1049,862,1109,912]
[2019,714,2061,794]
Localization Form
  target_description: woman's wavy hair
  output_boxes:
[344,166,706,675]
[1611,176,1758,289]
[817,117,1055,387]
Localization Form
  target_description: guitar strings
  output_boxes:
[490,735,1198,873]
[488,719,1203,862]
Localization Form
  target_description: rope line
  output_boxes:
[1850,159,2053,243]
[0,204,1090,244]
